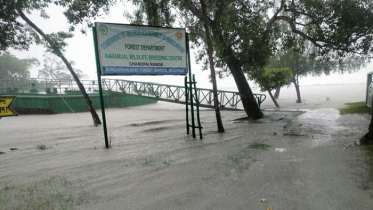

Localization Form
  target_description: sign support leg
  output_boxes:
[93,27,109,149]
[193,74,203,139]
[185,76,189,135]
[186,33,196,138]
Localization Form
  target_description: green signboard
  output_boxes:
[95,23,187,75]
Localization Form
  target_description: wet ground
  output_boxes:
[1,102,373,209]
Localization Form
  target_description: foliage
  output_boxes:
[125,0,175,26]
[0,51,39,80]
[269,44,366,84]
[63,0,117,32]
[128,0,373,118]
[38,53,86,80]
[128,0,373,72]
[0,0,115,126]
[248,67,292,92]
[268,42,366,103]
[340,102,372,115]
[0,0,116,51]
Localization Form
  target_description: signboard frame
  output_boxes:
[93,23,201,149]
[94,22,188,76]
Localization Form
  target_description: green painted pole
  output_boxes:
[186,33,196,138]
[193,74,203,139]
[185,76,189,135]
[92,27,109,149]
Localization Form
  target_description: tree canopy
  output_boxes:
[0,0,115,51]
[268,41,366,102]
[248,68,292,93]
[38,53,86,80]
[127,0,373,118]
[0,51,39,80]
[248,67,292,107]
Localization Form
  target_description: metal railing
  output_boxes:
[0,78,266,109]
[102,79,266,109]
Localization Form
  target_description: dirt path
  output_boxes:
[1,106,372,209]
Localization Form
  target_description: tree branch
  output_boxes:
[184,0,204,21]
[265,0,285,35]
[275,15,324,48]
[213,0,224,23]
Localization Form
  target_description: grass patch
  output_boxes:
[142,157,171,166]
[228,153,252,172]
[227,144,265,172]
[0,176,98,210]
[340,102,371,115]
[249,142,271,150]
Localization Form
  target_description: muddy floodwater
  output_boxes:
[1,83,373,209]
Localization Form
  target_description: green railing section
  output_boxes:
[102,79,266,109]
[0,78,266,113]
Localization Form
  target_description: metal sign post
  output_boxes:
[93,27,109,148]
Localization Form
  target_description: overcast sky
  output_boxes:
[9,4,373,91]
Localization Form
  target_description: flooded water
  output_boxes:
[152,83,366,111]
[1,83,372,209]
[219,83,366,110]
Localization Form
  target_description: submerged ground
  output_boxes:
[1,83,373,209]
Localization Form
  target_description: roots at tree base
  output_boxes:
[360,132,373,145]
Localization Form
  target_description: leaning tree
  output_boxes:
[127,0,226,132]
[0,0,116,125]
[128,0,373,119]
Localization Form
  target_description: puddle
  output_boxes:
[129,120,174,127]
[232,113,285,124]
[143,127,168,132]
[275,148,287,153]
[264,108,310,112]
[283,108,344,146]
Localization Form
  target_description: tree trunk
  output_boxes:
[210,25,263,119]
[294,82,302,103]
[362,98,373,144]
[228,57,264,119]
[16,6,102,125]
[361,110,373,144]
[268,90,280,108]
[185,1,263,119]
[200,0,224,132]
[274,87,281,99]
